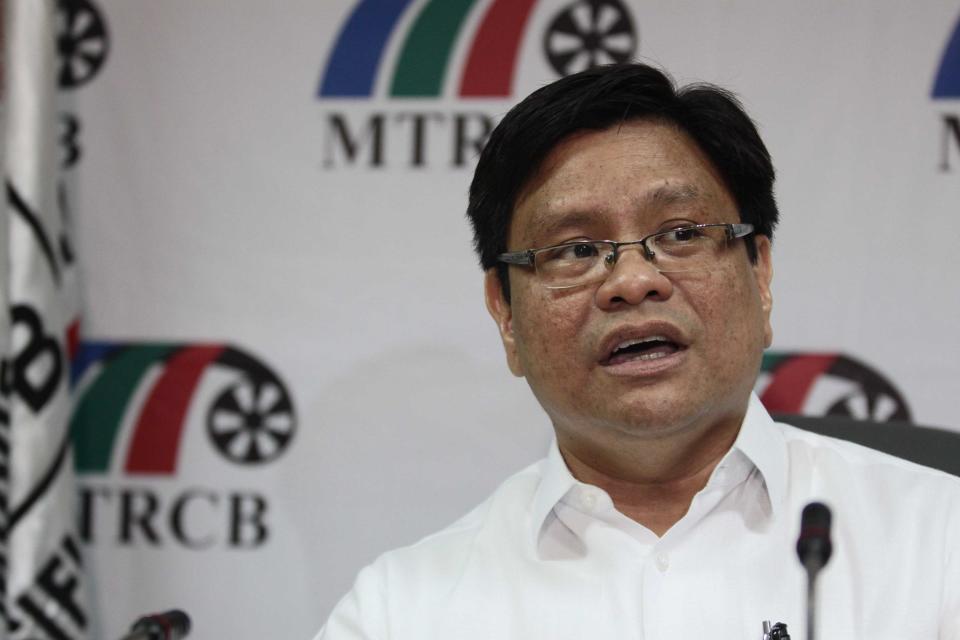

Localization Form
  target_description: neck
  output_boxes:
[556,411,744,537]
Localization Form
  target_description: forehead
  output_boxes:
[511,120,736,244]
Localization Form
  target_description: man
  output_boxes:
[316,63,960,639]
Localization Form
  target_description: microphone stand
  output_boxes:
[805,572,817,640]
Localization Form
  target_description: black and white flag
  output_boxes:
[1,0,88,638]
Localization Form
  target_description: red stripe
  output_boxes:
[66,317,81,361]
[458,0,537,97]
[125,346,224,474]
[760,354,837,414]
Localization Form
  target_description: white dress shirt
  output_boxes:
[316,394,960,639]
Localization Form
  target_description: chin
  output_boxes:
[607,389,734,436]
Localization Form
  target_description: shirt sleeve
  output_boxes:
[313,563,388,640]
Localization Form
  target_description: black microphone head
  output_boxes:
[164,610,191,636]
[796,501,833,574]
[132,609,191,639]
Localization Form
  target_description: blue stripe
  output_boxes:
[318,0,416,97]
[933,15,960,98]
[70,341,119,387]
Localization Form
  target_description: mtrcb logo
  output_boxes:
[317,0,639,169]
[71,342,295,550]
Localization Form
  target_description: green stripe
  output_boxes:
[72,345,175,473]
[390,0,477,97]
[760,352,791,373]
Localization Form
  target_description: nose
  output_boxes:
[594,245,674,309]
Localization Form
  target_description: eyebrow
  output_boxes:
[647,184,702,205]
[527,210,599,241]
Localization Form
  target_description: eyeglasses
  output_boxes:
[497,223,754,290]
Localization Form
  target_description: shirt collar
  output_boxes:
[731,392,789,516]
[529,441,578,550]
[528,392,788,550]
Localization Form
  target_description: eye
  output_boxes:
[662,226,703,243]
[541,242,600,262]
[650,225,720,259]
[570,242,599,259]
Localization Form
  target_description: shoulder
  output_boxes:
[774,419,960,512]
[776,419,958,475]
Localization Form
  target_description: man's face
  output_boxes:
[485,119,773,453]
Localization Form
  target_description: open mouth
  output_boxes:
[602,336,683,366]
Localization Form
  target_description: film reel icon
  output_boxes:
[543,0,637,77]
[206,350,296,465]
[57,0,109,89]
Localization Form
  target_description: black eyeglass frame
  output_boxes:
[496,222,755,287]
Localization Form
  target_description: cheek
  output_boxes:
[694,274,767,369]
[512,294,588,378]
[684,260,762,329]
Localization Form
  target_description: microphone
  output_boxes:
[796,502,832,640]
[797,502,832,575]
[118,609,191,640]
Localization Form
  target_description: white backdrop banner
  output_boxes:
[49,0,960,637]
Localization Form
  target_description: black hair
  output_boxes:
[466,62,778,301]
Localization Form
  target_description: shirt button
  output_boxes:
[655,552,670,572]
[580,489,598,511]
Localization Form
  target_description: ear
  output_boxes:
[752,235,774,348]
[484,269,525,377]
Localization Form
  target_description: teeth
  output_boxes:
[636,351,668,360]
[613,335,668,353]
